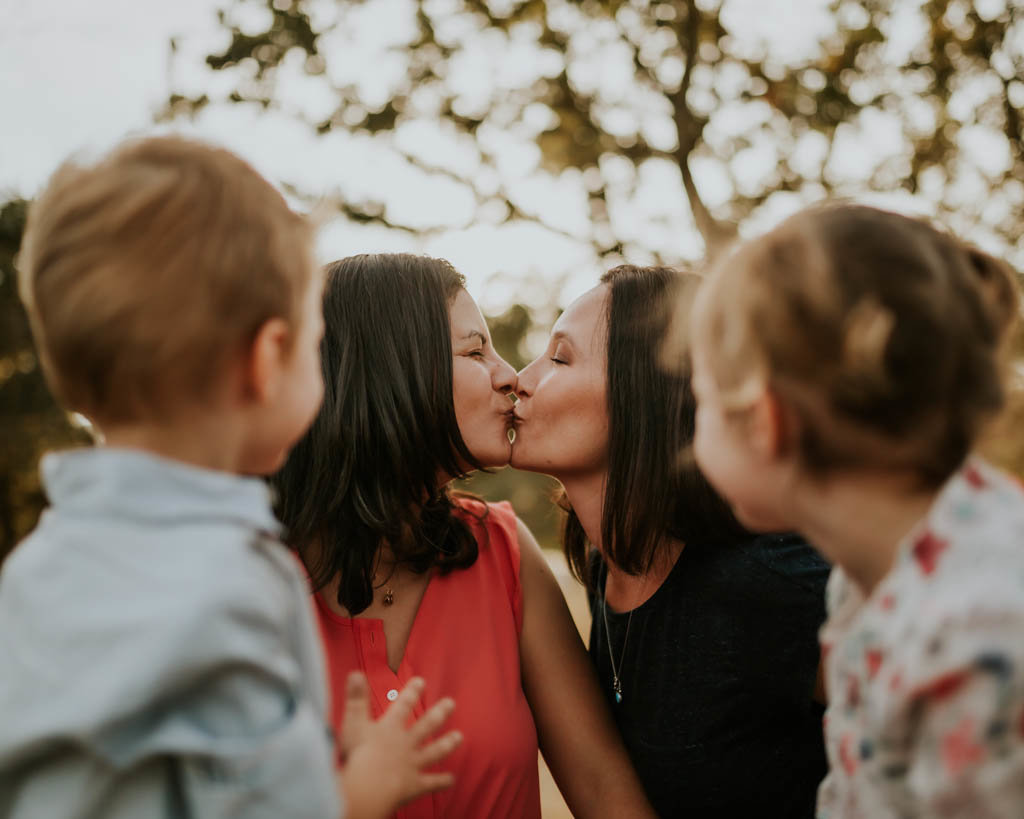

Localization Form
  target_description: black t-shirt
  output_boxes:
[588,534,829,818]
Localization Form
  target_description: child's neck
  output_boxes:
[100,410,248,475]
[791,471,939,597]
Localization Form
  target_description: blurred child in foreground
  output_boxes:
[690,203,1024,816]
[0,136,459,819]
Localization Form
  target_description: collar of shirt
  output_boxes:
[40,447,282,536]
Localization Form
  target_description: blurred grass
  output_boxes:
[540,549,591,818]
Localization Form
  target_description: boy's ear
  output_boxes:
[746,387,796,463]
[245,317,291,403]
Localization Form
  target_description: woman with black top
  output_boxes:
[511,264,829,817]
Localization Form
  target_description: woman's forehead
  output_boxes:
[449,288,488,334]
[552,285,609,350]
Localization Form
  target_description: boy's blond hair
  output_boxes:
[18,136,315,425]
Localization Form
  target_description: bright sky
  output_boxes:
[4,0,1009,333]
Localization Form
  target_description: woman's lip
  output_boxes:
[504,411,518,444]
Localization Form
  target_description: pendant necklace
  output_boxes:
[373,558,398,607]
[601,564,633,704]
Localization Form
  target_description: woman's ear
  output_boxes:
[244,317,291,404]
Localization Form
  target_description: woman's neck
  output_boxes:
[561,469,682,612]
[790,470,940,596]
[603,542,683,612]
[560,470,607,553]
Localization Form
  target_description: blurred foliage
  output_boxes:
[0,200,91,564]
[163,0,1024,263]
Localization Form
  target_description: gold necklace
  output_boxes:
[373,557,398,606]
[601,564,633,704]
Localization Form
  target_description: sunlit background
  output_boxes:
[5,0,1024,574]
[3,1,1023,813]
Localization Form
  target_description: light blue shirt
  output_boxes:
[0,448,341,818]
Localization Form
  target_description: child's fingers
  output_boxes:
[382,677,426,725]
[346,670,370,700]
[414,771,456,796]
[415,729,462,768]
[340,671,372,751]
[409,696,456,745]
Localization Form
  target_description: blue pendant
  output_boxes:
[615,691,623,704]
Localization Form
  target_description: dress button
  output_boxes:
[386,688,399,702]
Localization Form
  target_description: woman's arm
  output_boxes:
[515,518,656,819]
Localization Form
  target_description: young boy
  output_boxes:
[0,136,459,818]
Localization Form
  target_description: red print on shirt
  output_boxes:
[840,733,859,775]
[964,464,987,490]
[847,675,860,708]
[914,670,971,702]
[942,716,985,776]
[912,530,950,576]
[865,649,884,679]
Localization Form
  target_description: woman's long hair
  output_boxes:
[563,265,750,588]
[271,254,482,614]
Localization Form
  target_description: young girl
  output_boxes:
[689,203,1024,816]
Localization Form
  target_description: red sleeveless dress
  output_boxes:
[314,499,541,819]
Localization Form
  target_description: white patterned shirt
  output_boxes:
[817,458,1024,818]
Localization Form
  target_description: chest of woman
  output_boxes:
[315,560,540,819]
[589,539,829,816]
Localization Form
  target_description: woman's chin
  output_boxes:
[508,445,537,472]
[474,440,513,470]
[507,430,554,474]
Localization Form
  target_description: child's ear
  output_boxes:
[747,387,796,463]
[245,317,291,403]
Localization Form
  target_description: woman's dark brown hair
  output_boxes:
[563,264,749,587]
[270,253,482,614]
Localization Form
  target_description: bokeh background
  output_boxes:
[5,0,1024,560]
[3,2,1024,810]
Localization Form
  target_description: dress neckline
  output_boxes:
[598,545,689,618]
[313,570,437,675]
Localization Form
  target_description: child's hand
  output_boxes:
[337,672,461,819]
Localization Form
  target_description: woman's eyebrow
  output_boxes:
[460,330,487,345]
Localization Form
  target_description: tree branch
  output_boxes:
[671,0,736,259]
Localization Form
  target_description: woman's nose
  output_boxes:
[515,359,538,399]
[492,356,518,394]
